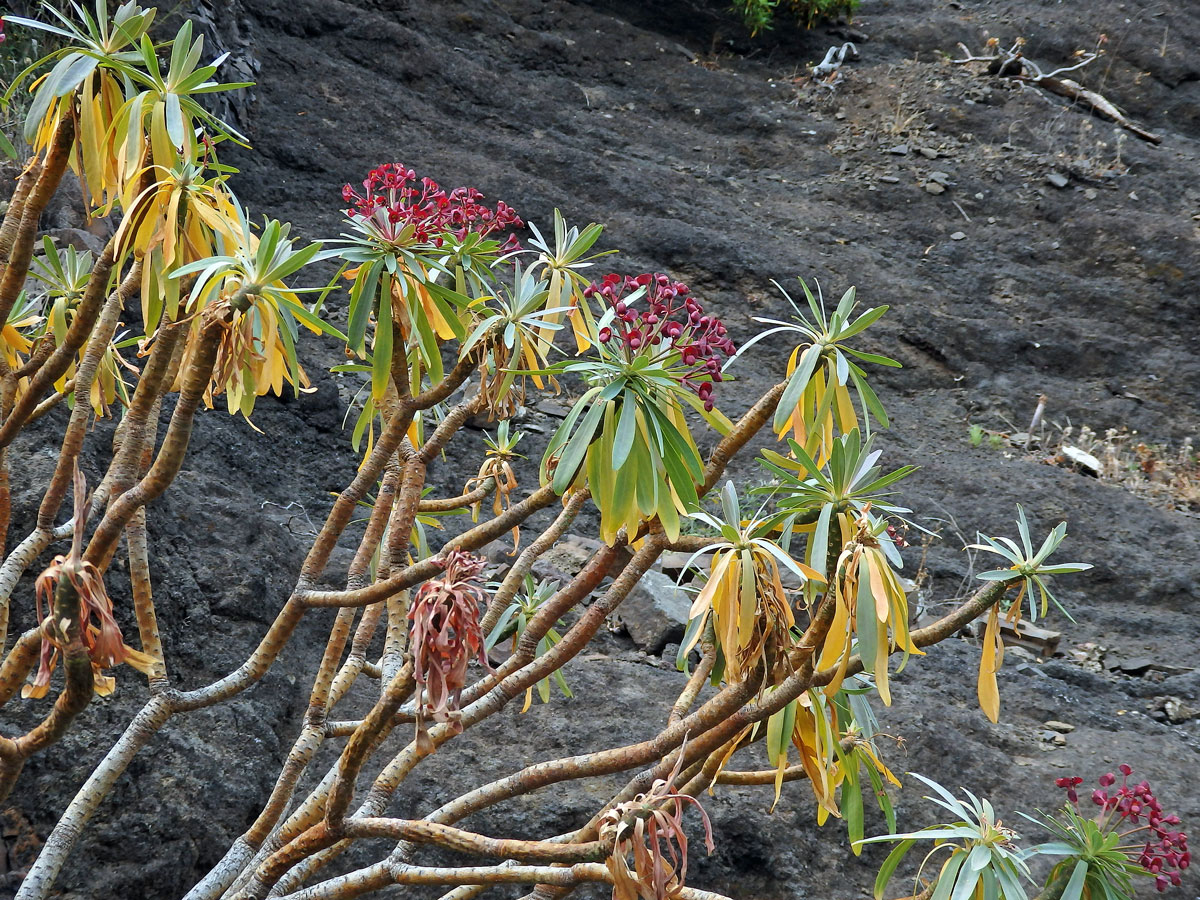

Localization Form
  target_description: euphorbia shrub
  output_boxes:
[0,5,1167,900]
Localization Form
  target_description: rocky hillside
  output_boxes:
[4,0,1199,897]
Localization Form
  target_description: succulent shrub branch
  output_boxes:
[0,5,1113,900]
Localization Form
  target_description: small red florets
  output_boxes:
[341,163,522,249]
[584,273,735,410]
[1058,765,1189,891]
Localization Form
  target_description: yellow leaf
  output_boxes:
[817,579,850,671]
[977,604,1002,723]
[690,551,734,620]
[707,727,752,795]
[875,617,891,706]
[866,552,889,622]
[834,382,858,434]
[859,743,902,788]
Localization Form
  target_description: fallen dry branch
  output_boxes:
[953,39,1163,144]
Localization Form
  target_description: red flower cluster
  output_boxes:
[584,273,735,411]
[408,550,492,746]
[1059,765,1189,892]
[341,163,522,249]
[0,17,6,43]
[885,523,910,549]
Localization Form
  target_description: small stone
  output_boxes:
[46,227,108,256]
[659,551,713,582]
[919,147,938,159]
[1046,172,1070,189]
[1014,756,1036,767]
[924,182,945,195]
[467,406,526,430]
[1052,734,1067,746]
[950,231,966,241]
[879,175,900,184]
[1164,697,1199,723]
[535,399,570,418]
[1084,188,1098,200]
[884,143,909,155]
[1043,720,1075,734]
[1116,657,1156,676]
[974,192,984,200]
[1005,646,1037,664]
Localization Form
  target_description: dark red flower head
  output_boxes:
[1079,765,1189,891]
[341,163,522,248]
[586,273,736,410]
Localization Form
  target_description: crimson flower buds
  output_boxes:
[586,273,735,411]
[1058,765,1189,892]
[341,163,522,248]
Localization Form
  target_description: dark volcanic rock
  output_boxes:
[618,569,692,654]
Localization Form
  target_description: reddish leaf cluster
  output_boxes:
[340,163,522,248]
[1059,765,1190,891]
[25,468,149,699]
[26,557,132,699]
[585,273,735,411]
[602,753,714,900]
[408,550,492,743]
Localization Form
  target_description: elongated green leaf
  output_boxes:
[274,293,347,341]
[993,859,1027,900]
[347,260,380,355]
[871,839,915,899]
[552,400,606,494]
[1060,859,1089,900]
[773,343,823,433]
[837,304,889,340]
[843,765,865,849]
[810,503,833,578]
[950,865,982,900]
[931,854,966,900]
[612,390,638,470]
[164,90,185,148]
[371,302,393,399]
[844,346,903,368]
[849,367,890,429]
